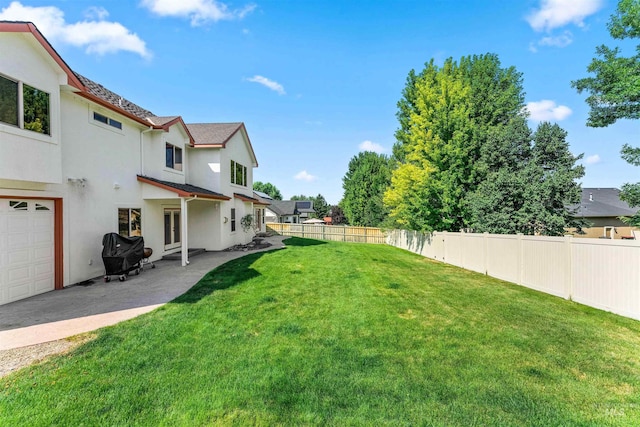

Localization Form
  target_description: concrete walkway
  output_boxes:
[0,236,287,350]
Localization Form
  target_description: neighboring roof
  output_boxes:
[572,188,639,218]
[267,200,315,216]
[137,175,230,200]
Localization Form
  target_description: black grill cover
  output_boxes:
[102,233,145,275]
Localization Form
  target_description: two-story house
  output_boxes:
[0,22,265,305]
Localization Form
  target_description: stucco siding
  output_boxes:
[0,32,63,184]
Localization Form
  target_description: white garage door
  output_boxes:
[0,199,55,305]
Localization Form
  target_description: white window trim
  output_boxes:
[89,108,124,135]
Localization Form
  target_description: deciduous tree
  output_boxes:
[253,181,282,200]
[573,0,640,225]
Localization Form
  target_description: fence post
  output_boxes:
[517,233,523,286]
[564,235,573,300]
[483,232,489,275]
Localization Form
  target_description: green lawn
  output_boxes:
[2,237,640,426]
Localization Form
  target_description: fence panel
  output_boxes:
[266,223,386,244]
[571,239,640,319]
[520,236,569,298]
[385,229,640,321]
[485,234,520,284]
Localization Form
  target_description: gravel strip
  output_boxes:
[0,336,93,378]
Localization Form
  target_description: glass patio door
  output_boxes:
[164,209,181,250]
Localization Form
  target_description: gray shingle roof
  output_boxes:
[75,73,156,120]
[186,123,243,145]
[137,175,230,200]
[268,200,315,216]
[147,116,180,126]
[573,188,639,218]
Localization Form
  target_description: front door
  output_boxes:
[164,209,181,250]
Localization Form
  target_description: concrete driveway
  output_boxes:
[0,236,286,350]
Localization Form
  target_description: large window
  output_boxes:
[0,75,50,135]
[166,143,183,171]
[118,208,142,237]
[230,160,247,186]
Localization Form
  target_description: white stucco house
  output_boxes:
[0,22,268,305]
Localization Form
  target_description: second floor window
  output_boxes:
[93,112,122,130]
[166,143,183,171]
[230,160,247,186]
[0,74,50,135]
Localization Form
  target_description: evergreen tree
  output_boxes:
[342,151,392,227]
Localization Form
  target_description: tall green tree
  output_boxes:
[572,0,640,225]
[253,181,282,200]
[468,120,585,235]
[520,123,585,235]
[387,54,526,232]
[311,194,330,219]
[468,117,533,234]
[342,151,392,227]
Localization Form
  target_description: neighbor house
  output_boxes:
[571,188,639,239]
[265,200,315,224]
[0,22,264,305]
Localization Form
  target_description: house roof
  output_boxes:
[187,123,258,166]
[253,190,273,200]
[75,73,156,120]
[234,192,260,203]
[137,175,230,200]
[251,191,272,206]
[572,188,639,218]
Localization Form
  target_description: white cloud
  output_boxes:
[84,6,109,21]
[245,75,286,95]
[359,140,385,154]
[538,30,574,47]
[141,0,256,26]
[527,0,604,32]
[585,154,601,165]
[0,2,151,58]
[294,170,317,182]
[525,100,572,122]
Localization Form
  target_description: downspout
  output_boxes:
[181,196,198,267]
[140,126,153,175]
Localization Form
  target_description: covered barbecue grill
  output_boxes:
[102,233,145,282]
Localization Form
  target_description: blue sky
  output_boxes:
[2,0,638,204]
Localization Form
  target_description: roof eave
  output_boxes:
[137,176,231,201]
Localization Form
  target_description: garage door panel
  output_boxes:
[33,245,54,261]
[8,264,31,282]
[34,261,53,276]
[7,248,30,265]
[1,199,56,305]
[33,276,53,293]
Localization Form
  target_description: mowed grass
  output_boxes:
[2,237,640,426]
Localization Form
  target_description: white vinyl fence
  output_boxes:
[387,230,640,321]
